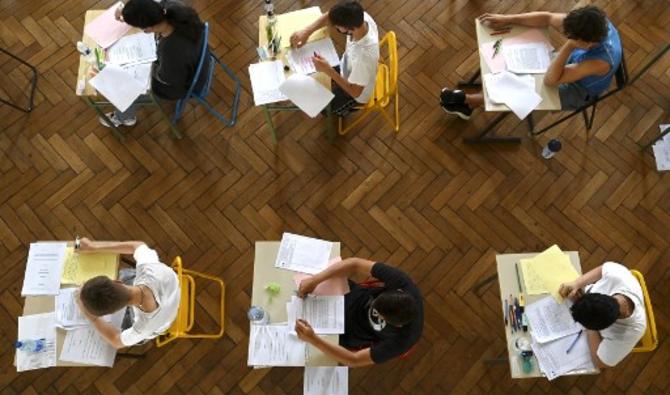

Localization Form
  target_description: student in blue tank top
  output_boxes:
[440,6,622,119]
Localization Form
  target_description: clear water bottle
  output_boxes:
[15,338,47,353]
[541,139,562,159]
[247,306,269,325]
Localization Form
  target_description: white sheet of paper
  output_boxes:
[274,232,333,274]
[249,61,288,105]
[247,324,306,366]
[658,124,670,144]
[89,64,145,112]
[304,367,348,395]
[106,32,157,66]
[121,62,152,91]
[526,296,582,343]
[21,242,67,296]
[485,71,541,119]
[502,43,551,74]
[287,296,345,334]
[279,74,335,118]
[58,309,124,366]
[652,144,670,171]
[287,37,340,75]
[531,332,594,380]
[16,312,57,372]
[55,287,88,329]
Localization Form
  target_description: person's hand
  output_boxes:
[290,29,311,48]
[78,237,95,252]
[295,319,316,342]
[563,39,581,50]
[478,13,512,30]
[298,277,318,298]
[559,280,583,301]
[312,54,331,74]
[114,3,124,22]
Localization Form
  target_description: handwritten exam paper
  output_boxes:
[89,64,144,112]
[84,2,131,48]
[106,32,157,66]
[502,43,551,74]
[16,313,57,372]
[287,295,345,334]
[247,324,306,366]
[59,309,124,366]
[287,37,340,75]
[249,61,288,105]
[304,367,348,395]
[525,296,582,343]
[61,247,118,285]
[279,73,335,118]
[531,332,594,380]
[293,257,349,296]
[275,233,333,275]
[21,242,67,296]
[55,287,88,329]
[520,245,580,301]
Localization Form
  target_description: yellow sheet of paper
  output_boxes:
[61,247,119,285]
[275,7,327,47]
[520,245,580,301]
[519,257,548,295]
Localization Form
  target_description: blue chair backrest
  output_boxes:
[182,22,210,100]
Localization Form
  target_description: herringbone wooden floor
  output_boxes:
[1,0,669,393]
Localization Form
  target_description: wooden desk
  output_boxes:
[257,7,335,143]
[77,10,181,140]
[251,241,340,367]
[496,252,599,378]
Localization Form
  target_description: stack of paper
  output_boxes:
[286,295,345,334]
[287,37,340,75]
[304,367,348,395]
[16,313,58,372]
[84,2,130,49]
[502,43,551,74]
[518,245,579,302]
[526,297,594,380]
[249,61,288,105]
[21,242,67,296]
[652,124,670,171]
[275,233,333,274]
[293,257,349,296]
[55,287,89,329]
[61,247,119,285]
[275,7,327,48]
[484,71,542,120]
[59,309,124,366]
[106,32,157,66]
[247,324,306,366]
[279,74,334,118]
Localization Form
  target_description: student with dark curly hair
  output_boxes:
[440,5,622,119]
[559,262,646,368]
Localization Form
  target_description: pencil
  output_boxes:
[490,29,511,36]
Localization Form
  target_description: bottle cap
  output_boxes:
[547,139,562,152]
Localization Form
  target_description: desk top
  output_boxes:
[475,19,561,112]
[496,252,598,378]
[252,241,341,367]
[258,7,331,90]
[76,10,142,97]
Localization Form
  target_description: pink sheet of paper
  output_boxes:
[480,44,506,73]
[293,256,350,296]
[84,3,131,48]
[505,29,551,47]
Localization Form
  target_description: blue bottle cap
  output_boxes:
[547,139,562,152]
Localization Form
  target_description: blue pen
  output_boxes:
[514,297,522,330]
[566,330,583,354]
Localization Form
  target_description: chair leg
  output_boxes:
[394,91,400,132]
[150,93,182,139]
[86,98,124,141]
[172,98,186,123]
[587,101,597,130]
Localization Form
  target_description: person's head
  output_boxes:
[563,5,608,48]
[80,276,132,316]
[122,0,203,42]
[371,289,417,327]
[570,293,619,330]
[328,0,365,35]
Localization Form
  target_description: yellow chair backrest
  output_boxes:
[630,270,658,353]
[368,31,398,109]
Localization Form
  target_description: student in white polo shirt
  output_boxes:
[76,238,180,349]
[560,262,646,368]
[290,0,379,117]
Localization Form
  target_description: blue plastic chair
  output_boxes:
[172,22,240,127]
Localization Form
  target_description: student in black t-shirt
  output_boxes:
[100,0,206,128]
[296,258,423,366]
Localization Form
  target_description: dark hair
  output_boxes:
[372,290,417,327]
[563,5,608,43]
[570,293,619,330]
[328,0,364,29]
[80,276,131,316]
[123,0,204,42]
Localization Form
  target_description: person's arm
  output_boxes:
[76,293,126,349]
[312,55,365,98]
[559,264,604,300]
[78,237,144,255]
[543,40,611,86]
[479,12,566,29]
[295,319,374,367]
[298,257,375,297]
[290,12,329,48]
[586,329,608,369]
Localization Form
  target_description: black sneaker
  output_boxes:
[440,88,473,120]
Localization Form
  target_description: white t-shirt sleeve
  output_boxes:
[120,326,146,347]
[348,54,377,89]
[597,336,637,367]
[133,244,161,265]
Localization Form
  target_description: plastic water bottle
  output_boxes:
[247,306,269,325]
[15,339,47,353]
[541,139,562,159]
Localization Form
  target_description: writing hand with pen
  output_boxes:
[311,52,332,75]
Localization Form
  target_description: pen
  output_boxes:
[514,261,523,293]
[519,295,527,332]
[504,299,509,326]
[490,29,511,36]
[566,330,583,353]
[514,297,522,331]
[492,39,502,59]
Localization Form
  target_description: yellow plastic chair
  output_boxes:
[338,31,399,135]
[155,256,225,347]
[630,270,658,353]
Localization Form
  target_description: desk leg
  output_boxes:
[263,105,277,144]
[86,97,124,141]
[526,112,535,136]
[150,93,182,139]
[463,113,521,144]
[457,68,482,89]
[325,104,335,142]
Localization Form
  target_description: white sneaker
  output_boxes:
[98,112,137,128]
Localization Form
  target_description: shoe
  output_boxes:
[440,88,473,120]
[98,112,137,128]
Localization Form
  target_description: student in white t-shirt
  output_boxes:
[559,262,646,368]
[290,1,379,117]
[76,238,180,349]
